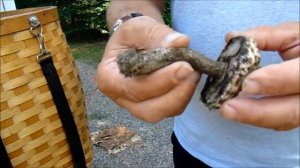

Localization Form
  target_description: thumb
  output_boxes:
[225,22,300,60]
[108,16,190,52]
[161,32,190,48]
[111,16,191,50]
[159,32,193,81]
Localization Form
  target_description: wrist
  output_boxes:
[106,1,164,34]
[112,13,144,32]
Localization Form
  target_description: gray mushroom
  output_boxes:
[117,36,260,109]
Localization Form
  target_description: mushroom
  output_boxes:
[117,36,261,109]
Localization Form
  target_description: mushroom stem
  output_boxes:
[117,48,226,78]
[116,36,260,109]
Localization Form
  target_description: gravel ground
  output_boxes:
[76,61,174,168]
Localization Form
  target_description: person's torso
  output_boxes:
[171,0,300,167]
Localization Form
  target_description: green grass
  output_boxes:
[88,111,108,120]
[70,41,107,67]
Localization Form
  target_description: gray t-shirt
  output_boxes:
[171,0,300,167]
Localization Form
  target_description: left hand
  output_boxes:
[220,22,300,131]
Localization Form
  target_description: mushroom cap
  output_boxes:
[201,36,261,110]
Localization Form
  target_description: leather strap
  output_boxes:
[39,54,86,168]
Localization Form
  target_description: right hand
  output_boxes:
[221,22,300,130]
[96,16,200,122]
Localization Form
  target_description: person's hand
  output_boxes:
[96,16,200,122]
[221,22,300,131]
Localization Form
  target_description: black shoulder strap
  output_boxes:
[39,53,87,168]
[0,137,13,168]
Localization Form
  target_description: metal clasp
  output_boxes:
[29,15,51,63]
[36,51,52,63]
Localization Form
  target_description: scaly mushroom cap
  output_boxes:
[201,36,260,110]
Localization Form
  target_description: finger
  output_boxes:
[242,58,300,95]
[225,22,300,60]
[220,95,300,131]
[280,44,300,59]
[123,62,197,101]
[97,59,198,101]
[116,72,200,122]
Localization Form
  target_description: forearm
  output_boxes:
[106,0,165,33]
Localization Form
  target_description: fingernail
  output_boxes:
[176,63,193,80]
[161,32,185,47]
[222,103,238,120]
[242,79,260,94]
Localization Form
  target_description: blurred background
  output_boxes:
[12,0,171,42]
[2,0,171,64]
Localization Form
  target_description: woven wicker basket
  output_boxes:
[0,7,93,167]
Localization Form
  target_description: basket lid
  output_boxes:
[0,6,58,35]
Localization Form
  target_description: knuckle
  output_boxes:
[124,104,165,123]
[114,98,125,108]
[96,70,120,100]
[97,76,110,95]
[289,103,300,128]
[247,102,265,124]
[273,125,294,131]
[272,107,299,131]
[141,116,162,123]
[124,88,143,102]
[136,111,163,123]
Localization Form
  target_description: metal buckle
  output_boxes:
[36,51,52,63]
[29,15,52,64]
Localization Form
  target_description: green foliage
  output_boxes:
[59,0,110,34]
[15,0,109,41]
[163,0,172,26]
[70,41,106,67]
[88,111,107,120]
[15,0,171,41]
